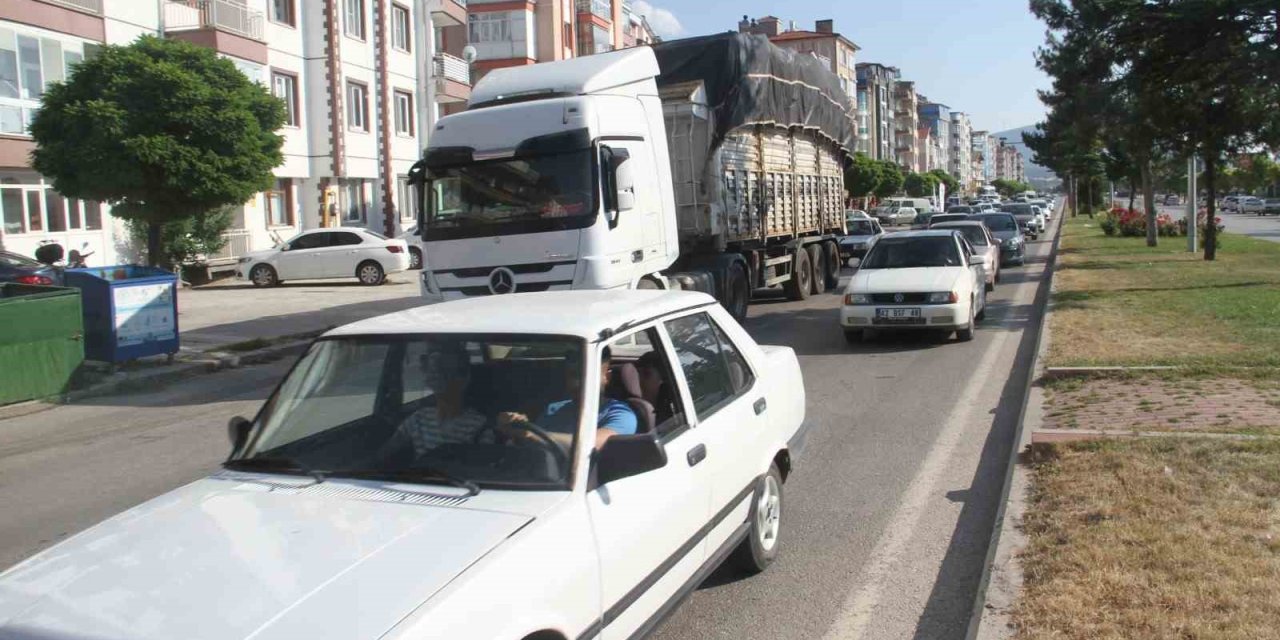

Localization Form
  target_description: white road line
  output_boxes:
[820,268,1038,640]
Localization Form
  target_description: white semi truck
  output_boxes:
[408,33,855,319]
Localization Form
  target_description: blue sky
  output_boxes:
[633,0,1050,133]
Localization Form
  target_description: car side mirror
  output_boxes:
[595,433,667,485]
[228,416,253,455]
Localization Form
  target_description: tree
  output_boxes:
[127,208,233,268]
[903,172,938,197]
[31,36,285,268]
[873,161,904,199]
[845,153,881,203]
[927,169,959,195]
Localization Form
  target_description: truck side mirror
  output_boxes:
[601,145,635,227]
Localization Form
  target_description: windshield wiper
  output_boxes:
[330,467,480,496]
[223,457,328,483]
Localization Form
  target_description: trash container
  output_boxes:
[0,284,84,405]
[64,265,180,363]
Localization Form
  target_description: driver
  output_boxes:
[397,347,488,456]
[498,347,637,450]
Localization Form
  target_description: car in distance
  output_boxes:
[970,212,1026,266]
[875,206,919,226]
[1000,203,1040,239]
[839,217,885,263]
[931,220,1000,290]
[398,223,425,270]
[0,290,809,640]
[839,230,988,344]
[1163,194,1182,206]
[237,227,410,287]
[927,213,971,227]
[1240,196,1266,215]
[1263,198,1280,215]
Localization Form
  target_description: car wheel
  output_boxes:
[843,329,863,344]
[408,247,423,270]
[784,249,811,301]
[994,266,1001,284]
[249,264,278,287]
[357,261,385,286]
[985,279,995,292]
[806,244,826,295]
[724,262,750,321]
[957,300,976,342]
[821,241,841,289]
[732,463,784,574]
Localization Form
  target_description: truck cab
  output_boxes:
[409,49,678,302]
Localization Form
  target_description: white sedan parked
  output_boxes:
[0,290,809,640]
[237,227,410,286]
[840,230,988,343]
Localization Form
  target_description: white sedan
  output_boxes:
[839,230,988,343]
[237,227,410,286]
[0,290,809,640]
[930,220,1000,290]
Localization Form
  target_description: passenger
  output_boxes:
[499,347,636,449]
[634,351,676,426]
[397,347,487,455]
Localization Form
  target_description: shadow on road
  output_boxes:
[181,293,426,349]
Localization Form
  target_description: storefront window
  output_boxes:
[45,189,65,232]
[1,189,22,234]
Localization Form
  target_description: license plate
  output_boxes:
[876,308,921,319]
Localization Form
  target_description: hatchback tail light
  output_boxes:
[15,274,54,285]
[386,245,404,254]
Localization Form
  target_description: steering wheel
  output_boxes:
[475,418,570,471]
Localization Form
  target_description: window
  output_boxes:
[270,0,295,26]
[271,72,298,127]
[1,189,22,234]
[344,0,366,39]
[340,178,367,221]
[290,232,330,250]
[397,175,414,220]
[394,90,413,135]
[17,35,40,100]
[592,26,611,54]
[391,4,411,51]
[266,178,293,226]
[84,200,101,230]
[469,12,511,43]
[25,191,41,232]
[664,312,754,420]
[1,30,87,136]
[346,81,368,131]
[606,328,688,438]
[44,189,65,232]
[332,231,364,246]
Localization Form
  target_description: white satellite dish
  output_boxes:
[462,45,478,64]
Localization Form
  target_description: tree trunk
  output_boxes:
[1069,174,1077,217]
[1128,178,1136,212]
[1085,176,1094,218]
[1204,154,1217,261]
[146,221,163,268]
[1141,157,1157,247]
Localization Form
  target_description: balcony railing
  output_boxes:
[434,52,470,85]
[164,0,265,42]
[576,0,611,19]
[204,228,253,264]
[40,0,103,14]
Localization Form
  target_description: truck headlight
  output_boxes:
[844,293,871,305]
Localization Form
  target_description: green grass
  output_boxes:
[1048,216,1280,369]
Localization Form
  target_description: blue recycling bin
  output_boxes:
[64,265,180,363]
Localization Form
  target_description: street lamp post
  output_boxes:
[1187,157,1198,252]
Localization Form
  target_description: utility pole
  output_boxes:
[1187,156,1198,252]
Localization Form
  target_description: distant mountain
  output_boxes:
[992,125,1054,181]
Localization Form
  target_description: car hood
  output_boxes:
[849,267,966,294]
[0,473,538,640]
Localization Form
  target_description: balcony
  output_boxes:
[429,0,467,28]
[577,0,611,19]
[433,52,471,103]
[164,0,267,63]
[38,0,102,14]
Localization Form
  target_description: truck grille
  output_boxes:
[437,260,575,278]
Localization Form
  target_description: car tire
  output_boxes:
[724,262,750,321]
[784,249,812,301]
[843,329,863,344]
[806,244,826,295]
[956,300,976,342]
[357,260,385,286]
[821,241,841,289]
[732,463,784,574]
[986,280,995,292]
[994,266,1001,284]
[408,247,423,270]
[249,264,278,287]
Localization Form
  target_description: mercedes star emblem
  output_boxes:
[894,293,905,303]
[488,267,516,295]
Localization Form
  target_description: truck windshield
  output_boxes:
[426,150,597,240]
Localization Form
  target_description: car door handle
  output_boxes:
[754,397,767,415]
[686,444,707,467]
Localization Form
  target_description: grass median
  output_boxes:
[1013,438,1280,639]
[1049,215,1280,369]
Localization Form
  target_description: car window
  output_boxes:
[290,232,330,250]
[848,220,876,235]
[606,327,688,439]
[861,236,963,269]
[0,252,40,268]
[664,312,753,421]
[333,232,364,246]
[959,236,974,260]
[973,214,1017,232]
[364,230,389,240]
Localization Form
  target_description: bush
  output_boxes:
[1100,207,1210,239]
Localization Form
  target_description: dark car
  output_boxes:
[999,203,1039,239]
[946,205,976,214]
[969,213,1026,266]
[0,250,62,286]
[928,213,971,226]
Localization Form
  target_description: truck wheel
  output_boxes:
[822,241,841,289]
[806,245,826,295]
[725,263,750,321]
[783,249,811,301]
[731,464,784,574]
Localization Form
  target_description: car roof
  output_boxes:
[325,290,718,339]
[878,229,959,240]
[302,226,372,233]
[932,221,986,229]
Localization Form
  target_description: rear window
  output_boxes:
[847,220,877,235]
[972,214,1018,232]
[937,225,989,246]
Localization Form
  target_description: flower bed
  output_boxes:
[1099,207,1223,238]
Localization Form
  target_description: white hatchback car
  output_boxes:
[0,290,809,640]
[238,227,410,286]
[840,230,988,343]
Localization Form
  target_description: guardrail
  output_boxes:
[40,0,103,14]
[433,52,470,85]
[164,0,265,42]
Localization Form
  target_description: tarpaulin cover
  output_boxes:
[653,32,856,159]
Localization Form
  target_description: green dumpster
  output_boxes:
[0,284,84,405]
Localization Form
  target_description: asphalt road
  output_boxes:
[0,213,1059,639]
[1148,200,1280,244]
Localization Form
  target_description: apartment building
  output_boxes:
[995,138,1025,182]
[738,16,859,106]
[893,80,920,172]
[971,131,995,183]
[948,111,972,191]
[1,0,470,271]
[855,62,897,162]
[918,101,951,176]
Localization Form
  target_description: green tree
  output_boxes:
[873,161,904,199]
[927,169,959,195]
[845,153,881,202]
[1236,153,1279,195]
[903,172,937,197]
[127,208,233,268]
[30,36,285,267]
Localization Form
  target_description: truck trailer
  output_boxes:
[408,32,855,319]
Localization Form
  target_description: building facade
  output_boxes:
[893,80,919,172]
[739,16,859,116]
[948,111,972,192]
[855,62,897,161]
[995,138,1025,183]
[918,101,951,177]
[971,130,993,183]
[1,0,472,270]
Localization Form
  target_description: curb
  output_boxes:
[967,203,1066,640]
[1030,428,1280,443]
[1043,365,1180,379]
